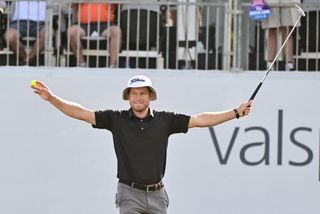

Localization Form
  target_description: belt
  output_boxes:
[119,179,164,192]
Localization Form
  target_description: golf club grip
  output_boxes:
[249,82,263,100]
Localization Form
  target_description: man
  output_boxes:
[262,0,302,71]
[68,3,121,67]
[5,0,46,65]
[31,75,252,214]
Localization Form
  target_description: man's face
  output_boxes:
[128,87,152,112]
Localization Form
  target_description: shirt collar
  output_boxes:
[129,108,154,119]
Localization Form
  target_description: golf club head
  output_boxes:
[295,4,306,17]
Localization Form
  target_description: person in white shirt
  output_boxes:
[262,0,302,71]
[0,1,6,13]
[4,1,46,65]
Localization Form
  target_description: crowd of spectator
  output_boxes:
[0,0,162,67]
[0,0,310,71]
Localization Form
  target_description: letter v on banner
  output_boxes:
[208,127,240,164]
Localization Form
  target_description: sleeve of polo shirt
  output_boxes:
[92,110,114,130]
[169,113,190,134]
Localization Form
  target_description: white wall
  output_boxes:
[0,67,319,214]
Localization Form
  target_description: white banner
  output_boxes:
[0,67,319,214]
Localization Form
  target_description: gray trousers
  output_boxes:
[115,182,169,214]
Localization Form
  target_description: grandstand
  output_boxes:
[0,0,319,71]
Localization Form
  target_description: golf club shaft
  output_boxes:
[249,10,303,101]
[268,15,303,71]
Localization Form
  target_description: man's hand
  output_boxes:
[237,100,253,118]
[31,80,53,101]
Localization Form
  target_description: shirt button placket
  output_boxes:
[140,119,144,131]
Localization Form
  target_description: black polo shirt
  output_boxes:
[92,108,190,184]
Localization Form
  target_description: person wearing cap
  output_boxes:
[31,75,252,214]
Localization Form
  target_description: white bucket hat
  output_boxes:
[122,75,157,100]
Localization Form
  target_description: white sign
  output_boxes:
[0,67,319,214]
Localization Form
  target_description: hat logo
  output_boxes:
[130,78,146,85]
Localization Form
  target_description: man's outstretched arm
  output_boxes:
[188,100,252,128]
[31,80,96,125]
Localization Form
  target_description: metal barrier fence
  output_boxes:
[0,0,319,71]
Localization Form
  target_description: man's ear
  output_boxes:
[147,88,155,100]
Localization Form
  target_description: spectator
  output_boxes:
[0,1,7,45]
[0,1,6,14]
[262,0,302,70]
[4,0,47,65]
[68,3,121,67]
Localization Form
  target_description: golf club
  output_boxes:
[249,4,306,101]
